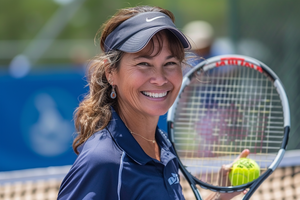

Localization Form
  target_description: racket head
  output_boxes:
[168,54,290,192]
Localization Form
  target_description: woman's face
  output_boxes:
[111,34,183,119]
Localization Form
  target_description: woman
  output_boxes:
[58,5,248,200]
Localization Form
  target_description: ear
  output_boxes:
[104,59,112,83]
[105,67,112,84]
[105,64,116,85]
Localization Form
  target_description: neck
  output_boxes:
[118,108,160,161]
[118,107,159,140]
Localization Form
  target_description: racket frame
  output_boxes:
[167,54,290,199]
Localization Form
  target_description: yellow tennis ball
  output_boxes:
[229,158,260,186]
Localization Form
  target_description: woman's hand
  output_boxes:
[217,149,250,200]
[218,149,250,187]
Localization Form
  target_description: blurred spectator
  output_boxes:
[183,20,215,59]
[182,20,234,74]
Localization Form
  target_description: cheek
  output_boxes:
[115,72,143,97]
[173,69,183,89]
[168,70,182,98]
[174,79,182,95]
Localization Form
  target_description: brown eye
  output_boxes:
[137,62,150,66]
[166,62,176,65]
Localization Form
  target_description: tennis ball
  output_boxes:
[229,158,260,186]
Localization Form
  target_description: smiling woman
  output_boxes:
[110,32,184,161]
[57,5,192,200]
[56,5,249,200]
[112,30,183,122]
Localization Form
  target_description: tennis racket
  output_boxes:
[167,54,290,200]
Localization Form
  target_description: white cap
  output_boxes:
[182,20,214,50]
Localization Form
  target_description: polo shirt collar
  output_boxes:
[106,107,173,165]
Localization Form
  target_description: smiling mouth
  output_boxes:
[142,91,168,98]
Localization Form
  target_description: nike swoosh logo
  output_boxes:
[146,16,165,22]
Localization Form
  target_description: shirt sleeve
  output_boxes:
[57,138,121,200]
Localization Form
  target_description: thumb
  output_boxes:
[237,149,250,159]
[227,149,250,170]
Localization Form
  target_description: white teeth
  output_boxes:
[142,91,167,98]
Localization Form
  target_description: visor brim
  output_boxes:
[117,26,191,53]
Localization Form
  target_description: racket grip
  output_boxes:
[191,185,203,200]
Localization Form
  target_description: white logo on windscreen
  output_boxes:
[146,16,165,22]
[29,93,73,156]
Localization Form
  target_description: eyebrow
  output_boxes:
[133,55,176,60]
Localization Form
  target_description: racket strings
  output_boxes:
[173,65,284,186]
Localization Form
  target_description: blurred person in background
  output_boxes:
[57,5,248,200]
[183,20,215,60]
[182,20,216,73]
[182,20,233,75]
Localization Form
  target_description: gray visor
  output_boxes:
[104,12,191,53]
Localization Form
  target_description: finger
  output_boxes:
[223,149,250,170]
[233,149,250,163]
[238,149,250,159]
[220,190,247,200]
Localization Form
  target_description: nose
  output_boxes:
[149,68,168,86]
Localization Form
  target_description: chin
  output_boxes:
[146,107,169,117]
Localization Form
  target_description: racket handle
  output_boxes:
[191,185,203,200]
[178,160,203,200]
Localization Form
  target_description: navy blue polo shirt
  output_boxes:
[58,108,185,200]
